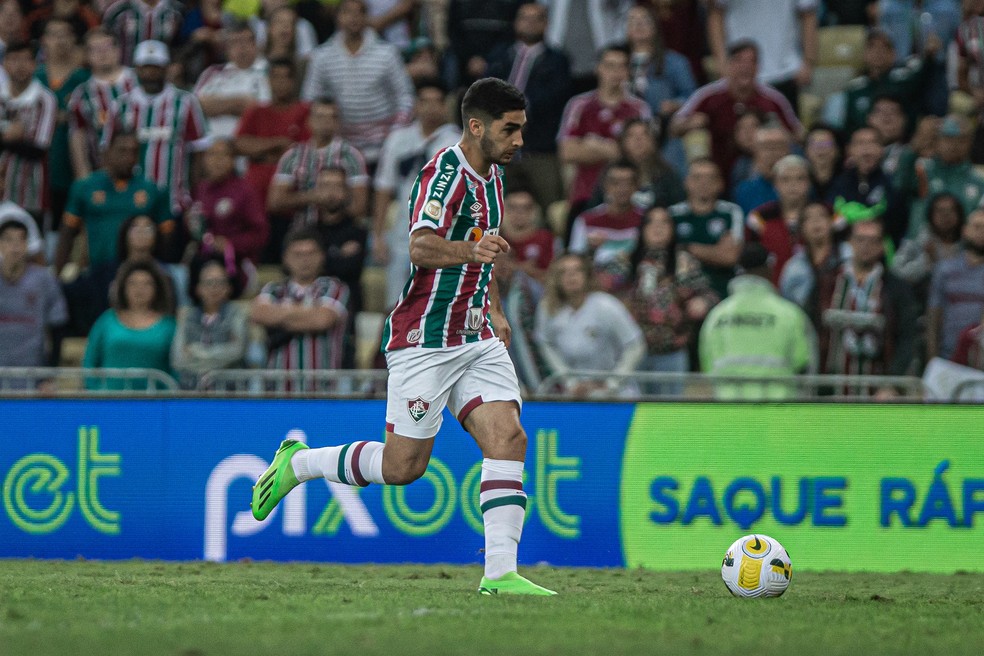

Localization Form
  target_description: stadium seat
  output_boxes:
[806,65,857,100]
[59,337,88,367]
[817,25,866,71]
[253,264,283,295]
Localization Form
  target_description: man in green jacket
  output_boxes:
[699,243,817,400]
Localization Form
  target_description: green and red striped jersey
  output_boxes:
[68,68,138,171]
[103,84,208,216]
[272,138,368,225]
[382,144,506,352]
[0,80,56,213]
[102,0,184,67]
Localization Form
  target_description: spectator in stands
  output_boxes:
[366,0,416,48]
[957,1,984,163]
[446,0,523,87]
[541,0,632,92]
[817,219,918,389]
[57,131,172,334]
[670,158,744,299]
[535,253,645,398]
[729,111,763,188]
[312,167,367,320]
[104,40,209,220]
[733,122,792,212]
[596,118,684,211]
[700,242,817,400]
[827,126,908,246]
[501,189,556,283]
[371,77,458,308]
[194,23,271,140]
[103,0,184,67]
[0,42,56,227]
[867,94,916,181]
[176,0,223,83]
[302,0,414,166]
[36,19,89,237]
[485,2,572,211]
[707,0,819,111]
[0,220,67,370]
[234,58,309,248]
[779,200,842,314]
[624,4,695,174]
[893,191,965,295]
[268,97,370,226]
[904,114,984,241]
[0,201,43,263]
[0,0,25,61]
[746,154,812,283]
[249,227,350,372]
[171,254,248,389]
[625,206,717,394]
[926,208,984,360]
[114,213,188,307]
[403,37,442,84]
[25,0,99,44]
[558,44,651,232]
[68,29,138,179]
[805,124,842,201]
[670,40,802,183]
[568,160,645,293]
[253,5,318,63]
[825,27,935,135]
[83,259,177,389]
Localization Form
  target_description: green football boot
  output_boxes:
[478,572,557,596]
[251,438,309,521]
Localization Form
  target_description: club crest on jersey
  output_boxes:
[406,328,422,344]
[424,199,442,219]
[407,397,430,423]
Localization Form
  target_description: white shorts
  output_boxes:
[384,339,523,439]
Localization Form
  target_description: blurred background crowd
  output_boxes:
[1,0,983,398]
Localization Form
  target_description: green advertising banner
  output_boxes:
[621,404,984,572]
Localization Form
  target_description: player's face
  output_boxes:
[0,227,28,266]
[479,110,526,165]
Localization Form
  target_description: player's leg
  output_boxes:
[450,341,556,595]
[251,347,451,521]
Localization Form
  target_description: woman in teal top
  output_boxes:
[83,260,176,390]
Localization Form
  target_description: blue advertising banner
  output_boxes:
[0,400,634,567]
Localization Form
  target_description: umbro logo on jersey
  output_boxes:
[470,202,482,212]
[407,397,430,423]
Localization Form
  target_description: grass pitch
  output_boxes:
[2,560,983,656]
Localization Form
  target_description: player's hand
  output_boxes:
[471,234,510,264]
[492,310,511,348]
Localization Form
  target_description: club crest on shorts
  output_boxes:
[407,397,430,423]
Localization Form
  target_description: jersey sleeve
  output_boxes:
[407,158,465,234]
[272,147,299,185]
[315,277,350,319]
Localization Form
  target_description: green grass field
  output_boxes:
[2,560,983,656]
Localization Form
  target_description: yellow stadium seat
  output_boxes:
[60,337,88,367]
[817,25,867,71]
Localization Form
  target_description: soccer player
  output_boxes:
[252,78,555,596]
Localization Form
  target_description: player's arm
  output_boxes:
[409,228,510,269]
[488,276,511,348]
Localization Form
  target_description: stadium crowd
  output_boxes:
[1,0,984,398]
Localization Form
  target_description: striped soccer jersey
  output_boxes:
[68,68,138,171]
[104,84,208,215]
[102,0,184,67]
[259,277,350,371]
[273,138,368,225]
[382,144,506,352]
[0,80,56,213]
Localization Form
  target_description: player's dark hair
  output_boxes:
[461,78,526,124]
[0,219,28,239]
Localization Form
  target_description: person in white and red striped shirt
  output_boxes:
[0,42,56,224]
[251,78,556,597]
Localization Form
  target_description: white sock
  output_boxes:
[480,458,526,580]
[292,441,386,486]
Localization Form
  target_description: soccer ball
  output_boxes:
[721,534,792,598]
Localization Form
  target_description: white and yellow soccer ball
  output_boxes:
[721,534,792,598]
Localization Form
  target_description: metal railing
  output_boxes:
[195,368,389,397]
[534,371,926,402]
[0,367,180,395]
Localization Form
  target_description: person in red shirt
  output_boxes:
[558,44,652,237]
[234,58,309,216]
[189,139,270,276]
[670,40,802,183]
[501,189,556,282]
[745,154,812,284]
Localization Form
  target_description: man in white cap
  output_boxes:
[103,40,209,223]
